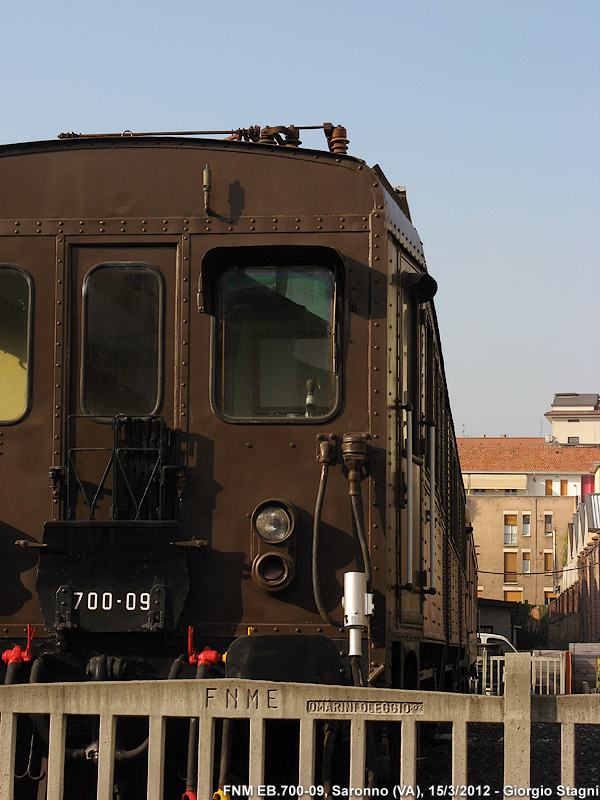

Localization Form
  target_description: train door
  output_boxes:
[0,238,56,632]
[64,245,180,524]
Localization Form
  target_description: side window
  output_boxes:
[0,266,32,424]
[214,259,338,421]
[504,514,517,545]
[81,263,163,416]
[503,551,517,582]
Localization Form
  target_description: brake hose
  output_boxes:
[341,434,372,583]
[351,493,372,587]
[312,454,343,628]
[312,436,373,626]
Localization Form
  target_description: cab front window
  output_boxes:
[214,254,339,421]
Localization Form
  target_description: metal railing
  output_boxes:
[476,653,506,695]
[1,655,598,799]
[531,652,567,695]
[476,651,568,696]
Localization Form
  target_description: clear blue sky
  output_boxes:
[2,0,598,437]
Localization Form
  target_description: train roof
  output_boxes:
[0,126,427,269]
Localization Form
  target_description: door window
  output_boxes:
[81,263,163,416]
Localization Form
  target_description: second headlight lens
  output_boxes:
[255,505,291,542]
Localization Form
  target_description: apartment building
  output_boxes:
[545,392,600,446]
[550,488,600,646]
[457,437,600,606]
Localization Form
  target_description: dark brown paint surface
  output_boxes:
[0,138,474,683]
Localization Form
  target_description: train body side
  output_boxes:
[0,137,475,689]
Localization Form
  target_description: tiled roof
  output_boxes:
[457,438,600,473]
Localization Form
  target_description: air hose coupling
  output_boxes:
[318,438,336,465]
[342,433,369,496]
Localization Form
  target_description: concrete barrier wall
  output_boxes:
[1,654,599,799]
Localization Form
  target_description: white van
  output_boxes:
[477,633,518,655]
[477,633,517,658]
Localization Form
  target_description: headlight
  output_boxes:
[252,500,296,543]
[252,552,295,594]
[250,499,298,594]
[256,554,288,584]
[255,506,291,542]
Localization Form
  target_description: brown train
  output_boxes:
[0,124,476,794]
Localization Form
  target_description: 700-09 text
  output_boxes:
[73,591,151,612]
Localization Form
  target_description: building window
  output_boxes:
[504,489,517,495]
[473,489,486,495]
[522,552,531,573]
[544,514,553,536]
[504,552,518,583]
[545,479,553,496]
[0,266,32,424]
[504,590,523,603]
[567,436,579,444]
[522,514,531,536]
[560,480,568,496]
[544,552,554,573]
[504,514,517,545]
[544,590,557,603]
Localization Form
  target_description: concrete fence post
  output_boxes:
[147,715,166,800]
[560,721,575,786]
[0,711,16,800]
[400,718,418,788]
[503,653,531,795]
[452,718,468,784]
[97,713,117,800]
[47,713,67,800]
